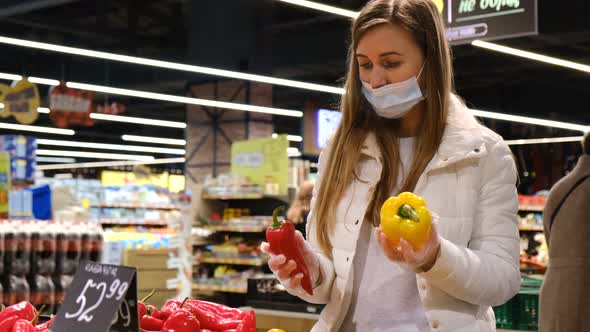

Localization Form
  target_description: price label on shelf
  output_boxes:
[51,261,139,332]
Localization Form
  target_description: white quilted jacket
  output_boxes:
[299,95,521,332]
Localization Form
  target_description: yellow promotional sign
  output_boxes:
[0,79,40,124]
[0,153,10,215]
[231,135,289,196]
[101,170,186,193]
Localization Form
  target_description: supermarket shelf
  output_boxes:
[197,256,266,266]
[192,283,247,294]
[97,219,170,226]
[200,225,267,233]
[92,203,179,210]
[518,206,544,212]
[202,194,289,202]
[519,226,544,232]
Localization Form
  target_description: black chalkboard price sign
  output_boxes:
[50,261,139,332]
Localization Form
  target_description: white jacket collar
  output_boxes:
[360,94,486,170]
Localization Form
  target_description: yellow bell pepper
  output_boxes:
[380,192,432,251]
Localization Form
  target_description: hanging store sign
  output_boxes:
[440,0,537,44]
[49,83,95,128]
[231,135,289,196]
[0,79,40,124]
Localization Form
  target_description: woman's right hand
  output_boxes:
[260,230,320,295]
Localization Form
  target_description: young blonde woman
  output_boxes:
[261,0,520,331]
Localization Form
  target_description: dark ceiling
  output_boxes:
[0,0,588,180]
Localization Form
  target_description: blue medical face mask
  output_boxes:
[361,65,426,119]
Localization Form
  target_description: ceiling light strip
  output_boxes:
[37,157,185,171]
[89,113,187,128]
[37,138,186,155]
[37,149,154,161]
[472,40,590,73]
[505,136,584,146]
[0,35,344,95]
[0,73,303,118]
[122,135,186,146]
[277,0,358,18]
[37,157,76,163]
[472,109,589,133]
[66,81,303,117]
[0,122,75,135]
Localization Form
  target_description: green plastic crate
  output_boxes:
[494,287,540,331]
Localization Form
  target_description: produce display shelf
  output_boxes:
[518,206,544,212]
[198,256,266,266]
[98,219,169,226]
[192,283,247,294]
[202,194,289,202]
[201,225,267,233]
[92,203,179,210]
[518,226,544,232]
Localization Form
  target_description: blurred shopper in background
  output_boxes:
[286,180,315,238]
[540,132,590,332]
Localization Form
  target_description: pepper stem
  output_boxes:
[271,206,286,229]
[141,289,155,303]
[398,204,420,222]
[32,304,46,325]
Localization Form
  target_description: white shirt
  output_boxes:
[341,137,431,332]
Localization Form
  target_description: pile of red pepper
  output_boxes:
[0,302,54,332]
[139,294,256,332]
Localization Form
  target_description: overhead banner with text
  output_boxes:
[439,0,537,44]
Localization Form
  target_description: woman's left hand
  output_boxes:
[376,220,441,273]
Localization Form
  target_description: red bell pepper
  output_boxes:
[186,300,245,320]
[161,309,200,332]
[145,305,161,320]
[0,317,19,332]
[266,206,313,295]
[137,289,155,321]
[10,305,44,332]
[185,302,240,330]
[235,310,256,332]
[159,299,183,321]
[140,315,163,331]
[0,302,37,324]
[34,315,55,331]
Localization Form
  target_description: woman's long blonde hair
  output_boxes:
[313,0,454,257]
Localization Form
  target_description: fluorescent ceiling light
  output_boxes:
[67,81,303,117]
[505,136,584,146]
[89,113,187,128]
[37,157,185,171]
[0,103,3,108]
[37,107,51,113]
[273,133,303,142]
[287,147,302,157]
[472,109,589,132]
[0,73,303,118]
[277,0,357,18]
[37,149,154,161]
[472,40,590,74]
[0,35,344,95]
[37,138,186,155]
[37,157,76,163]
[0,72,22,81]
[28,76,60,86]
[0,122,75,135]
[287,135,303,142]
[122,135,186,146]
